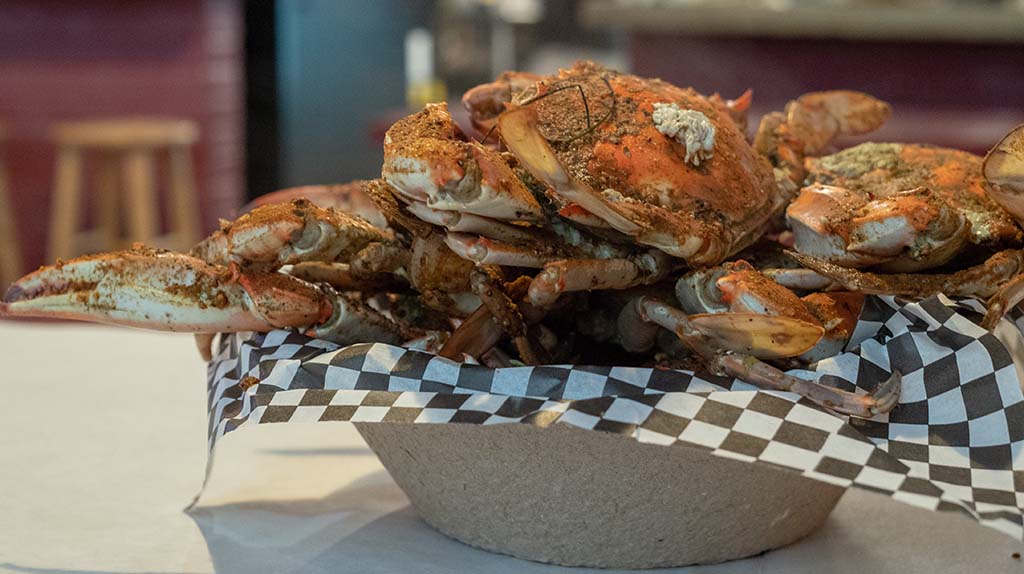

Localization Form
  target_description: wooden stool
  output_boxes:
[0,123,23,286]
[48,118,201,260]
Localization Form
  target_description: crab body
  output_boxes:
[787,141,1023,272]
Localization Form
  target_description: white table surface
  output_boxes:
[2,321,1023,574]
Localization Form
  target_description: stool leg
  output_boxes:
[95,151,121,250]
[168,145,200,249]
[0,154,21,286]
[48,146,83,260]
[122,149,158,244]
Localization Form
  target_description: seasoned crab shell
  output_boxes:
[519,62,780,266]
[806,143,1022,247]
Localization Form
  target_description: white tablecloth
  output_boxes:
[2,321,1023,573]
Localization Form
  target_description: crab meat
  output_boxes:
[651,103,716,166]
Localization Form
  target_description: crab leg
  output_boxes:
[635,297,899,417]
[762,267,836,291]
[288,262,410,293]
[1,248,329,332]
[444,233,566,268]
[786,250,1024,300]
[716,354,901,418]
[470,269,547,364]
[405,202,538,245]
[362,179,435,238]
[1,248,405,347]
[528,250,674,308]
[982,276,1024,330]
[438,275,554,362]
[439,304,504,361]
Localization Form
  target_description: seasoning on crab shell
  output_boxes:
[786,141,1024,272]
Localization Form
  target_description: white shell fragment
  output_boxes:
[651,103,715,166]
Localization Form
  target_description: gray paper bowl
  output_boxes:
[355,422,844,569]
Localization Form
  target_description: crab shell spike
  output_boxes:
[983,124,1024,224]
[685,313,825,359]
[496,105,642,236]
[1,249,331,332]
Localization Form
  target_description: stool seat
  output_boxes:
[52,119,198,148]
[47,118,201,261]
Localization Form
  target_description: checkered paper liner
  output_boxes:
[207,294,1024,540]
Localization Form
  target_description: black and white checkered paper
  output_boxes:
[207,294,1024,540]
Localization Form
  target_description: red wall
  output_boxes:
[0,0,244,274]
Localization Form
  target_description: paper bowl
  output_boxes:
[355,422,844,569]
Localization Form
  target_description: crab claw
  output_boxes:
[1,248,332,332]
[984,124,1024,223]
[636,297,897,418]
[461,70,543,135]
[685,313,825,359]
[784,91,891,156]
[718,353,901,418]
[191,198,393,269]
[983,273,1024,331]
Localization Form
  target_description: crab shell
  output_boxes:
[786,142,1023,272]
[500,61,780,266]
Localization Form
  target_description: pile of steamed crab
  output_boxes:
[4,62,1024,419]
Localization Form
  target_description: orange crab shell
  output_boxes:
[522,62,780,265]
[806,143,1023,247]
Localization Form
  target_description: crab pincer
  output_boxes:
[1,247,327,331]
[1,246,405,346]
[634,297,900,418]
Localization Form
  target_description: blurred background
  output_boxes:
[0,0,1022,290]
